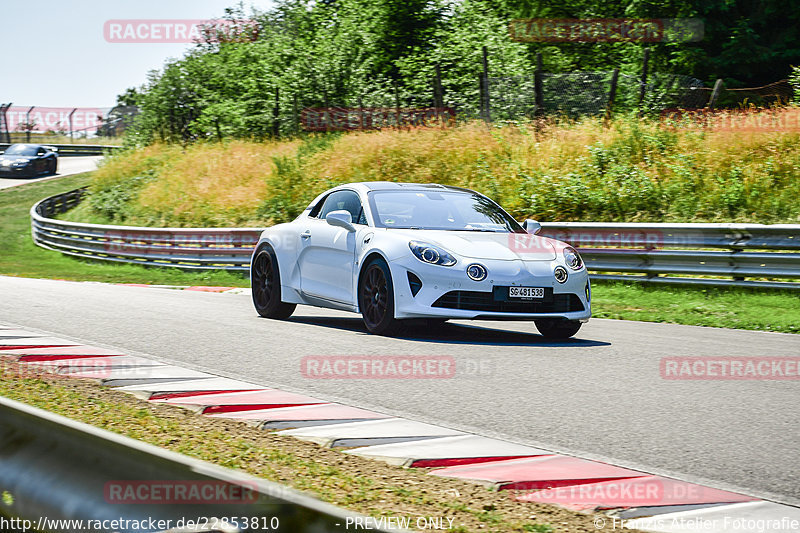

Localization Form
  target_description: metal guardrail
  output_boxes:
[0,396,394,533]
[31,188,800,288]
[538,222,800,289]
[0,143,121,156]
[32,189,261,271]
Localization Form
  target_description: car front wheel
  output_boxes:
[534,318,582,339]
[251,245,296,319]
[359,258,401,336]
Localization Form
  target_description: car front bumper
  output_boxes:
[0,165,33,176]
[387,255,591,321]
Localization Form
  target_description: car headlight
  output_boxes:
[563,246,583,270]
[409,241,456,266]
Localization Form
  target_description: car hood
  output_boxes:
[0,155,33,161]
[388,229,557,261]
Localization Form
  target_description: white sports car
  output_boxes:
[251,182,591,338]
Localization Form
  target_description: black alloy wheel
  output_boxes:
[251,246,296,319]
[359,258,401,336]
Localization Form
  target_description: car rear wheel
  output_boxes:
[359,258,401,336]
[534,318,582,339]
[49,159,57,175]
[251,245,295,319]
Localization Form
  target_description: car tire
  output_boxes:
[358,258,402,336]
[49,159,57,175]
[534,318,582,339]
[251,245,296,320]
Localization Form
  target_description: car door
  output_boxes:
[34,147,46,173]
[297,190,366,305]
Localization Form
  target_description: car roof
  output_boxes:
[340,181,475,194]
[7,143,46,149]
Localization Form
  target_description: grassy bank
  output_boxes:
[591,282,799,334]
[61,113,800,228]
[0,174,244,286]
[0,365,612,533]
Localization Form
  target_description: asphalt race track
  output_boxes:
[0,275,797,506]
[0,155,102,190]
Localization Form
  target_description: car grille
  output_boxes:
[432,290,584,313]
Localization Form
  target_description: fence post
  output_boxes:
[357,96,366,130]
[394,84,402,128]
[293,94,299,133]
[26,106,35,143]
[605,68,620,121]
[0,103,10,143]
[707,79,724,110]
[534,52,544,117]
[272,87,280,138]
[433,63,444,109]
[481,46,491,123]
[68,108,76,142]
[638,48,650,110]
[322,89,330,133]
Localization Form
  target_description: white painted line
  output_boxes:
[0,329,50,338]
[0,337,81,346]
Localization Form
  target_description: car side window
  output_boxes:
[317,190,367,225]
[308,195,329,218]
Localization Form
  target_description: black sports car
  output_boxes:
[0,144,58,178]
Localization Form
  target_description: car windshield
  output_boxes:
[369,190,524,232]
[3,145,38,156]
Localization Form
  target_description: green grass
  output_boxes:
[0,174,247,286]
[591,281,800,334]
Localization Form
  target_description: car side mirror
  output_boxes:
[522,219,541,235]
[325,210,356,232]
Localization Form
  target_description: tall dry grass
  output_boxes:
[76,113,800,227]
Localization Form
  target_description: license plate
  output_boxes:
[508,286,545,299]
